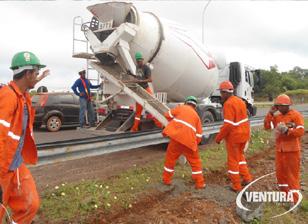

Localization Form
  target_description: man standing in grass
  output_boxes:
[215,81,252,193]
[162,96,205,189]
[264,94,304,204]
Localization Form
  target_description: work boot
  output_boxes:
[163,180,172,186]
[225,185,241,193]
[290,202,300,213]
[195,183,206,190]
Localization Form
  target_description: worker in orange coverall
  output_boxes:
[215,81,252,192]
[264,94,304,204]
[0,51,49,223]
[162,96,205,189]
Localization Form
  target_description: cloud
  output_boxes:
[1,1,308,90]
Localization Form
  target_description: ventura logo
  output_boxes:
[236,172,303,218]
[245,191,294,203]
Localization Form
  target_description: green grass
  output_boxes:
[40,121,308,222]
[284,89,308,96]
[257,173,308,224]
[39,128,272,222]
[255,90,308,104]
[284,89,308,104]
[254,102,272,109]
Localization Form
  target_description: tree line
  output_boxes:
[254,66,308,101]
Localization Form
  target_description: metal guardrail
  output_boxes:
[36,116,264,166]
[36,112,308,166]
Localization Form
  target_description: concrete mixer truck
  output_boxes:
[73,2,257,137]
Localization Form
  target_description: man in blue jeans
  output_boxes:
[71,68,101,128]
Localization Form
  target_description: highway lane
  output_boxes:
[34,103,308,144]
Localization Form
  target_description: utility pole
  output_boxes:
[202,0,212,45]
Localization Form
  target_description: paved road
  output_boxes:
[34,103,308,144]
[34,127,112,144]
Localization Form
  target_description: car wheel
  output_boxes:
[46,116,62,132]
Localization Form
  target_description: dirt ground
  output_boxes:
[31,145,167,192]
[32,132,308,223]
[88,145,278,224]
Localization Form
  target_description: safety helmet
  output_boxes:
[185,96,197,106]
[219,81,234,93]
[78,68,86,74]
[135,52,143,61]
[274,94,292,106]
[10,51,45,75]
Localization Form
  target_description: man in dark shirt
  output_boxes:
[135,56,151,89]
[130,52,161,131]
[71,68,101,128]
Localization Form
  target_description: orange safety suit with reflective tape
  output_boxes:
[264,109,304,203]
[215,96,252,191]
[130,87,162,131]
[162,104,205,188]
[0,81,39,223]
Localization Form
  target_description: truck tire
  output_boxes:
[200,111,215,145]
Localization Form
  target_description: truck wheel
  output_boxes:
[47,116,62,132]
[200,111,215,145]
[33,123,41,129]
[247,108,252,117]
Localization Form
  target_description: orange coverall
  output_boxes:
[131,87,162,131]
[264,109,304,203]
[0,82,39,223]
[162,104,205,188]
[215,96,252,191]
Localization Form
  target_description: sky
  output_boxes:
[0,0,307,90]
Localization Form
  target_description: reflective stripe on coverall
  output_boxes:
[215,95,252,191]
[264,109,304,203]
[0,82,39,223]
[162,104,204,188]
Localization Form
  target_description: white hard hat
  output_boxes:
[78,68,86,73]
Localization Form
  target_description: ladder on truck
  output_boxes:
[73,16,101,86]
[72,54,170,132]
[72,17,169,131]
[90,61,169,129]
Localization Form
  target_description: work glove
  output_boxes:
[276,122,288,134]
[215,136,221,144]
[286,122,296,128]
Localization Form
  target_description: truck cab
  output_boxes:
[210,62,257,117]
